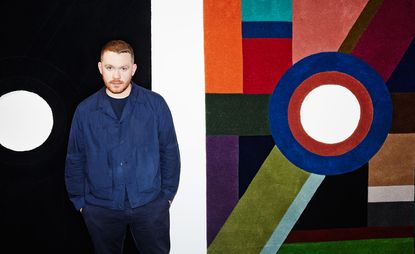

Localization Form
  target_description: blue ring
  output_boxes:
[269,52,393,175]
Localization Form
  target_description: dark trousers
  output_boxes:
[82,195,170,254]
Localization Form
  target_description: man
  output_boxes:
[65,39,180,254]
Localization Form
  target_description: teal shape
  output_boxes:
[242,0,292,22]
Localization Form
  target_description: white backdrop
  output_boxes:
[152,1,206,253]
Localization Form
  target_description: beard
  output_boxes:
[104,78,132,95]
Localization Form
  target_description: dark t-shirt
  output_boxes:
[107,94,128,120]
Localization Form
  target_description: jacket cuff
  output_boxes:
[162,190,175,202]
[72,197,85,212]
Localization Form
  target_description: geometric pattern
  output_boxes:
[205,0,415,252]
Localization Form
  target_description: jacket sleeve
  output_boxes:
[157,97,181,201]
[65,106,87,211]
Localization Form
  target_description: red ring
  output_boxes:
[287,71,373,156]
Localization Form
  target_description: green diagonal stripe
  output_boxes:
[277,238,414,254]
[261,173,325,254]
[206,94,271,135]
[208,146,310,254]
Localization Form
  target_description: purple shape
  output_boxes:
[387,37,415,92]
[207,135,239,245]
[352,0,415,81]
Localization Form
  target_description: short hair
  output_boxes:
[100,40,135,62]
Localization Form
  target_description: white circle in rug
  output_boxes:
[300,84,360,144]
[0,90,54,151]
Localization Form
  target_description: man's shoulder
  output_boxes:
[76,88,103,112]
[135,84,163,100]
[134,84,166,105]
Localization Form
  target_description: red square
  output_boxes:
[243,38,292,94]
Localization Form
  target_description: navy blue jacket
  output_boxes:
[65,83,180,211]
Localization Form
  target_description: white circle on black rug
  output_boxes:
[0,90,54,151]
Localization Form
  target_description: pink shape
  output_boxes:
[293,0,368,63]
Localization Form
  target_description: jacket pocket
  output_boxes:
[135,146,160,193]
[86,151,113,200]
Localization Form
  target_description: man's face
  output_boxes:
[98,51,137,96]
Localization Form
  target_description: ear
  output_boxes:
[98,62,103,75]
[132,63,137,76]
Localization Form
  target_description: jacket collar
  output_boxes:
[96,82,145,121]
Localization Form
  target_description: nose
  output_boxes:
[113,69,121,79]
